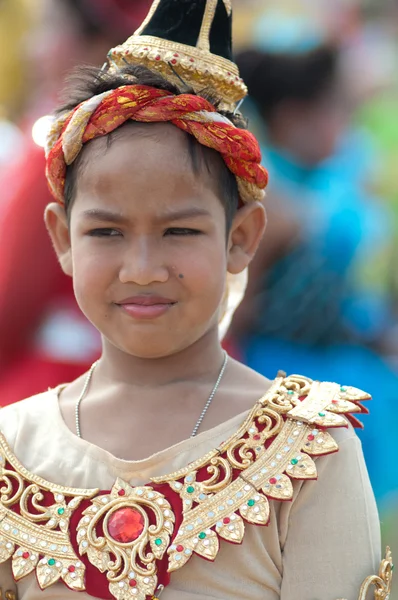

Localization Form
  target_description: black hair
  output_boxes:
[57,64,243,231]
[236,45,339,121]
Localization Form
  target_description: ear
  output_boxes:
[227,201,267,275]
[44,203,73,276]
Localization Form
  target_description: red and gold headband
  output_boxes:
[45,84,268,205]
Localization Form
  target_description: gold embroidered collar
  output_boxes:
[0,374,370,599]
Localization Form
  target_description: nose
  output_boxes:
[119,236,169,286]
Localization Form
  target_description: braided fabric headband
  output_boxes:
[45,85,268,204]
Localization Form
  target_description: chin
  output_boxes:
[107,332,198,360]
[105,321,215,360]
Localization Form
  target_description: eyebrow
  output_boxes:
[81,207,212,224]
[81,209,127,224]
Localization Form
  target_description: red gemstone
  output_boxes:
[129,579,137,588]
[176,545,184,552]
[332,399,338,404]
[307,434,315,442]
[174,53,179,57]
[223,517,231,525]
[22,552,30,559]
[299,396,306,402]
[190,58,195,62]
[269,477,277,485]
[171,59,177,64]
[108,508,145,543]
[68,565,76,573]
[118,489,126,496]
[155,55,161,61]
[253,434,261,441]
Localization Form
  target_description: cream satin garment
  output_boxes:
[0,389,380,600]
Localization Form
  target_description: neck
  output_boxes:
[97,327,226,389]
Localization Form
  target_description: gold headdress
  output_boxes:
[106,0,247,111]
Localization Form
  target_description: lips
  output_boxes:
[116,295,176,320]
[117,296,175,306]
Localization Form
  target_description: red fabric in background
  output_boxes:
[0,140,95,405]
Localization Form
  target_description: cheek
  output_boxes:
[70,238,117,311]
[177,241,227,309]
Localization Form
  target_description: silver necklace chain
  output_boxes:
[190,351,228,438]
[75,351,229,440]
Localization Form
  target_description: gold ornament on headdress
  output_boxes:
[107,0,247,110]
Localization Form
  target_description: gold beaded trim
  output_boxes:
[162,376,369,572]
[107,35,247,109]
[0,374,372,600]
[0,438,98,592]
[197,0,218,52]
[133,0,162,36]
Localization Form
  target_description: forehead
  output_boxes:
[77,123,212,191]
[72,122,225,217]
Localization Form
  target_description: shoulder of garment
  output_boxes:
[0,375,385,600]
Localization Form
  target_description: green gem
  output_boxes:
[57,507,65,515]
[340,386,347,392]
[155,538,163,547]
[247,499,256,507]
[291,458,299,465]
[186,486,195,494]
[287,391,294,395]
[198,532,206,540]
[318,412,326,417]
[392,564,395,572]
[48,559,56,566]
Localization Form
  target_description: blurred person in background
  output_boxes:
[0,0,151,404]
[354,2,398,362]
[0,0,31,165]
[232,25,398,508]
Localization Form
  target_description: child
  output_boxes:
[0,1,391,599]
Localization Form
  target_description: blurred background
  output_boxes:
[0,0,397,594]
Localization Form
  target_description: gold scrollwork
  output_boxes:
[358,547,393,600]
[256,405,284,432]
[78,480,175,600]
[0,591,17,600]
[282,374,313,396]
[0,470,24,507]
[226,405,284,471]
[202,456,232,493]
[336,548,393,600]
[0,375,376,600]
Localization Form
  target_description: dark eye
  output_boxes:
[87,228,122,237]
[165,228,202,236]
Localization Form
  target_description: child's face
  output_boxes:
[46,123,265,359]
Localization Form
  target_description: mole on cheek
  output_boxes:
[179,274,184,279]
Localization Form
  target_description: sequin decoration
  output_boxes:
[0,374,372,599]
